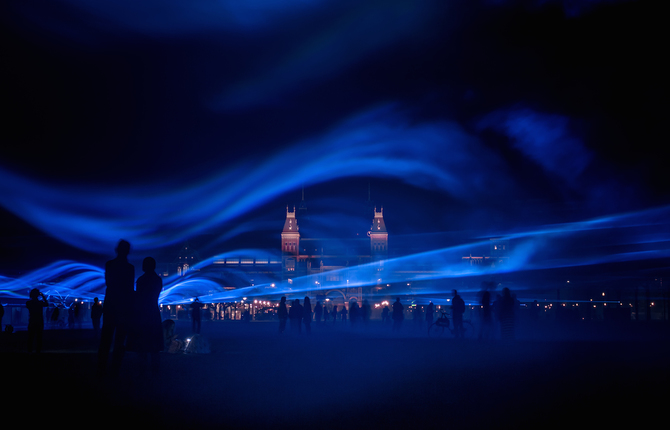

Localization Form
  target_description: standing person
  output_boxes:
[331,305,337,325]
[289,299,303,334]
[479,287,493,340]
[26,288,48,353]
[132,257,164,374]
[361,299,371,328]
[381,305,390,324]
[452,290,465,339]
[392,298,404,332]
[303,296,312,335]
[278,297,288,334]
[191,297,204,334]
[314,301,323,325]
[90,298,103,338]
[425,301,435,328]
[340,305,347,323]
[97,239,135,377]
[349,300,359,328]
[322,305,329,326]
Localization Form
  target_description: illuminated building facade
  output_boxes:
[281,205,388,304]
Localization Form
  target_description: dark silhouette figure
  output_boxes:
[452,290,465,339]
[26,288,48,353]
[314,301,323,325]
[91,298,103,338]
[74,301,82,329]
[278,297,288,333]
[381,306,390,324]
[361,299,371,327]
[303,296,312,335]
[426,301,434,327]
[289,299,303,334]
[331,305,337,324]
[132,257,163,374]
[349,300,359,328]
[50,304,60,328]
[392,298,404,332]
[191,297,204,334]
[498,288,516,341]
[340,306,347,323]
[478,285,493,340]
[322,306,329,325]
[98,240,135,376]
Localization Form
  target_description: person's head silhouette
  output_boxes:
[142,256,156,273]
[116,239,131,258]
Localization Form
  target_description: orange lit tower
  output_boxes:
[281,206,300,274]
[369,207,388,259]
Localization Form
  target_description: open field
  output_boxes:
[2,320,669,429]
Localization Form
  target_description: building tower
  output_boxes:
[369,207,388,259]
[281,206,300,275]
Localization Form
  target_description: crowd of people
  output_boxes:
[17,239,520,378]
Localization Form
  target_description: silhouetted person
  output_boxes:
[50,304,60,328]
[381,306,390,324]
[498,288,515,341]
[361,299,371,327]
[478,286,493,340]
[314,301,323,325]
[452,290,465,339]
[289,299,303,334]
[91,298,103,338]
[26,288,48,353]
[303,296,312,335]
[132,257,163,374]
[349,300,359,327]
[392,298,404,332]
[278,297,288,334]
[74,301,82,329]
[191,297,204,334]
[331,305,338,324]
[426,301,434,327]
[98,239,135,377]
[322,306,329,325]
[340,306,347,323]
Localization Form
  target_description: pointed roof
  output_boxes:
[282,206,299,234]
[370,207,387,234]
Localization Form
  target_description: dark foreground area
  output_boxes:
[2,320,669,429]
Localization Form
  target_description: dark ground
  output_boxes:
[2,319,669,429]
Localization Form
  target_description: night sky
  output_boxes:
[1,1,668,283]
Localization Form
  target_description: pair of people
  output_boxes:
[278,296,312,334]
[97,240,163,376]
